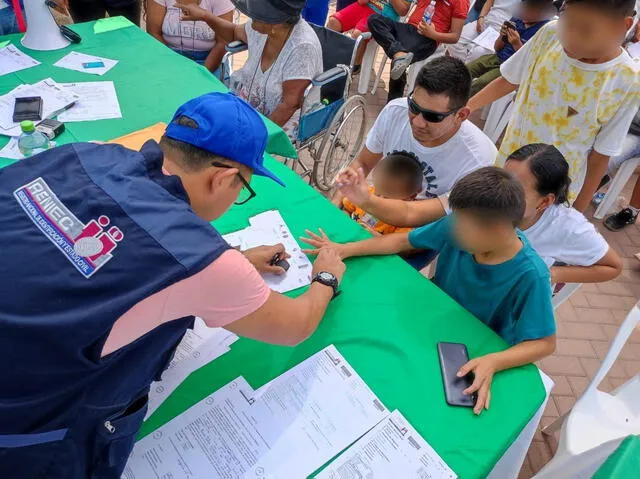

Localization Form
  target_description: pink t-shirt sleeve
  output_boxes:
[101,249,270,356]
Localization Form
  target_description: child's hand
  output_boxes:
[418,20,436,38]
[506,27,522,48]
[175,2,208,21]
[301,228,342,256]
[457,354,497,415]
[358,221,381,236]
[336,167,371,207]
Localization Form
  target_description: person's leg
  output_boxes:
[0,5,20,35]
[467,54,501,96]
[448,21,480,62]
[106,0,141,25]
[68,0,107,22]
[301,0,330,26]
[328,2,369,33]
[388,22,436,83]
[603,134,640,230]
[470,66,502,97]
[368,14,403,58]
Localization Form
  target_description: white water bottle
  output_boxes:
[423,0,436,24]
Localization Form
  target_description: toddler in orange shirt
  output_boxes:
[342,151,423,235]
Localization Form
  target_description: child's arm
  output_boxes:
[301,229,412,260]
[390,0,412,17]
[551,247,622,284]
[467,76,518,113]
[417,17,465,45]
[336,168,447,227]
[458,336,556,415]
[573,151,610,212]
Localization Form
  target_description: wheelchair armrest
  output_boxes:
[312,66,348,87]
[359,32,372,41]
[226,40,248,53]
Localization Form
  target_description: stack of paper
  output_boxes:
[0,45,40,76]
[223,210,313,293]
[145,317,238,419]
[472,27,500,51]
[58,81,122,122]
[54,51,118,76]
[0,78,80,137]
[124,345,390,479]
[316,410,457,479]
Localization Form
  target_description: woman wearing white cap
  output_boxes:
[177,0,323,139]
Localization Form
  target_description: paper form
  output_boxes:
[57,81,122,122]
[124,345,389,479]
[316,410,457,479]
[223,210,313,293]
[54,51,118,76]
[0,44,40,76]
[472,27,500,52]
[145,318,238,419]
[0,79,80,136]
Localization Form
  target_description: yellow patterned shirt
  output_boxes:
[497,21,640,201]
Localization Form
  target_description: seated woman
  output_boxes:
[146,0,234,75]
[177,0,323,139]
[336,143,622,285]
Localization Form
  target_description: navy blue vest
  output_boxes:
[0,141,229,478]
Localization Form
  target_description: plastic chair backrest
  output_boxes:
[582,303,640,399]
[309,23,356,103]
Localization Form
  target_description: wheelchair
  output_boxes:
[221,25,369,191]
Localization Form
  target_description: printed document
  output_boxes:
[0,45,40,76]
[124,345,389,479]
[58,81,122,122]
[472,27,500,51]
[316,410,457,479]
[54,51,118,76]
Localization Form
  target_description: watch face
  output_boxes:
[319,272,334,281]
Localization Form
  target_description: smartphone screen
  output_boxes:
[437,342,476,408]
[45,0,74,26]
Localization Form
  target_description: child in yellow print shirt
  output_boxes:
[342,151,423,235]
[467,0,639,212]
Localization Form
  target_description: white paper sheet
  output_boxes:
[223,210,312,293]
[316,409,457,479]
[0,45,40,76]
[57,81,122,122]
[0,78,80,136]
[627,41,640,59]
[124,345,389,479]
[145,318,238,419]
[54,51,118,76]
[472,27,500,51]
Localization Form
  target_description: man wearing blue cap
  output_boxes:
[0,92,344,478]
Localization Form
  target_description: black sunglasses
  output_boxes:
[407,95,459,123]
[211,161,256,205]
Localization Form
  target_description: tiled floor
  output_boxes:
[226,9,639,475]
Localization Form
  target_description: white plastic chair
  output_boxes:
[594,157,640,220]
[552,283,582,310]
[537,302,640,478]
[482,92,516,143]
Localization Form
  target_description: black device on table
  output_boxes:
[45,0,82,44]
[13,97,43,122]
[437,342,476,408]
[36,119,65,140]
[269,253,290,272]
[502,20,517,42]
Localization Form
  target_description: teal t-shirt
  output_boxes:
[409,216,556,346]
[369,0,409,21]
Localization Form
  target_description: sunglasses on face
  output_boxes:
[211,161,257,205]
[407,95,459,123]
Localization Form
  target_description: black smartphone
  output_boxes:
[13,97,43,122]
[502,21,516,42]
[45,0,82,44]
[437,342,476,408]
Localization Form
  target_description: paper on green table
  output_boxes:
[93,16,134,34]
[0,40,10,48]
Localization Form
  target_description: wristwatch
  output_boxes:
[312,271,341,299]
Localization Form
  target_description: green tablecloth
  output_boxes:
[593,435,640,478]
[0,19,297,165]
[0,21,546,479]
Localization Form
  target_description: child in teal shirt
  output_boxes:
[302,166,556,415]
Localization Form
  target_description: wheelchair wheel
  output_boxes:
[313,95,367,191]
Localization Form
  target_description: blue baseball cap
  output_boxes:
[165,92,285,187]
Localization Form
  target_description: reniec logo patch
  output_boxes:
[14,177,124,278]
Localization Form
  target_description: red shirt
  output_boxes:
[408,0,469,33]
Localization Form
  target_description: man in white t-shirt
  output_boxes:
[448,0,520,63]
[338,56,496,205]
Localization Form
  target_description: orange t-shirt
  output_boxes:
[342,187,413,235]
[408,0,470,34]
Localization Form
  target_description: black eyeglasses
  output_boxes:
[407,95,459,123]
[211,161,256,205]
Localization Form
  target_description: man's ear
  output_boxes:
[208,166,237,194]
[457,106,471,122]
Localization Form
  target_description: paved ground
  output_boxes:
[228,11,640,477]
